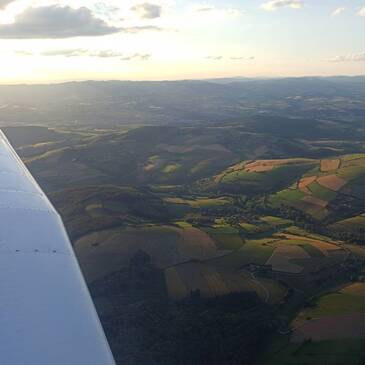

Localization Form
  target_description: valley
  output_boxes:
[6,110,365,364]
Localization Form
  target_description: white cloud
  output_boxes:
[0,4,169,39]
[230,56,255,61]
[131,3,162,19]
[0,5,120,38]
[358,6,365,16]
[328,52,365,62]
[193,4,244,17]
[16,48,152,60]
[331,7,345,16]
[206,55,223,60]
[0,0,14,9]
[261,0,303,11]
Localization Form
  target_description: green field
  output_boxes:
[203,226,244,250]
[308,181,337,201]
[211,239,275,269]
[260,337,365,365]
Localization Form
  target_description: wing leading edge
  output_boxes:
[0,130,115,365]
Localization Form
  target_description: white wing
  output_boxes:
[0,130,115,365]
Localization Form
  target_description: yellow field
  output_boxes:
[298,176,317,193]
[341,283,365,296]
[278,233,342,255]
[320,159,340,172]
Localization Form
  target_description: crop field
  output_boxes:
[307,181,337,201]
[212,158,316,194]
[210,239,276,270]
[260,338,365,365]
[164,196,232,208]
[290,283,365,344]
[259,216,293,227]
[165,263,256,299]
[266,244,309,273]
[267,154,365,219]
[330,215,365,237]
[75,225,222,282]
[239,222,261,234]
[317,174,347,191]
[320,159,340,172]
[278,233,342,255]
[298,176,317,193]
[202,225,244,250]
[344,244,365,259]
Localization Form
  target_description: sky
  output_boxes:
[0,0,365,83]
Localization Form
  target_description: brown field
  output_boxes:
[266,244,310,273]
[317,174,347,191]
[75,226,222,282]
[180,227,225,259]
[320,159,340,172]
[302,195,328,208]
[341,283,365,296]
[291,314,365,342]
[298,176,317,193]
[244,159,290,172]
[344,244,365,259]
[280,234,342,255]
[165,263,256,300]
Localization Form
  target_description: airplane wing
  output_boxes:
[0,130,115,365]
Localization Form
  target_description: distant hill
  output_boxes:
[1,76,365,126]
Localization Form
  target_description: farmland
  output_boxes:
[7,121,365,365]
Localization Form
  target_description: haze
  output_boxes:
[1,0,365,83]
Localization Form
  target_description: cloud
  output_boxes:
[0,0,14,9]
[358,7,365,16]
[331,7,345,16]
[193,4,244,16]
[131,3,162,19]
[206,56,223,60]
[328,52,365,62]
[230,56,255,60]
[0,5,120,39]
[123,25,165,33]
[261,0,303,11]
[17,48,152,60]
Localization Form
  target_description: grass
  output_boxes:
[308,181,337,201]
[270,189,306,206]
[174,221,193,228]
[331,215,365,230]
[164,196,232,208]
[260,216,293,227]
[341,154,365,162]
[304,290,365,317]
[284,226,336,242]
[337,165,365,180]
[211,239,275,269]
[239,222,260,233]
[203,226,244,250]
